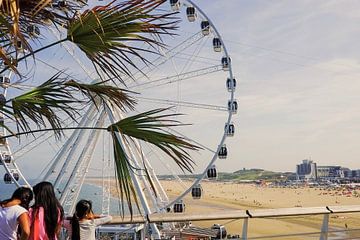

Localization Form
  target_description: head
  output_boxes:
[32,181,64,240]
[33,181,56,205]
[71,200,93,240]
[75,200,93,219]
[12,187,33,209]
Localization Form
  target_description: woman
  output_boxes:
[0,187,33,240]
[29,181,64,240]
[63,199,112,240]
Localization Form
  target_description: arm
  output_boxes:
[93,215,112,226]
[18,213,30,240]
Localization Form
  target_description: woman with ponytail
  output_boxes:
[63,199,112,240]
[29,181,64,240]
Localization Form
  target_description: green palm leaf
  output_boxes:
[110,130,140,217]
[64,80,137,111]
[4,72,78,136]
[2,72,137,137]
[108,108,200,215]
[108,108,200,172]
[67,0,178,83]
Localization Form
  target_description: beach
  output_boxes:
[87,178,360,239]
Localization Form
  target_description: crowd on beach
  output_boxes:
[0,181,112,240]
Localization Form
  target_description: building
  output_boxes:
[296,160,317,180]
[316,166,343,180]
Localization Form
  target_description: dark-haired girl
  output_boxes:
[29,181,64,240]
[0,187,33,240]
[63,199,112,240]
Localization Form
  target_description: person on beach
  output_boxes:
[63,199,112,240]
[29,181,64,240]
[0,187,33,240]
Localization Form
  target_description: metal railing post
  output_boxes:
[242,218,248,240]
[319,214,329,240]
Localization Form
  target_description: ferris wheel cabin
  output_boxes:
[228,100,238,114]
[186,7,196,22]
[201,21,210,36]
[225,123,235,136]
[0,154,12,164]
[4,171,19,184]
[0,76,10,87]
[213,38,222,52]
[173,200,185,213]
[16,40,23,50]
[207,165,217,179]
[169,0,180,11]
[57,1,68,10]
[218,145,227,159]
[221,56,231,71]
[191,184,202,199]
[27,25,40,37]
[226,77,236,91]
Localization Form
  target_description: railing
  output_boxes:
[108,205,360,240]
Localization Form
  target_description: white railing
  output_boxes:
[108,205,360,240]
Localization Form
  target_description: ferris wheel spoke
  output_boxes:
[123,30,207,85]
[138,97,227,112]
[129,65,222,91]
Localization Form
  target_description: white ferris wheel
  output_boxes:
[0,0,236,237]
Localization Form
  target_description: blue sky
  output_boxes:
[194,0,360,171]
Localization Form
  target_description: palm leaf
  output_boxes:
[0,0,87,68]
[1,71,138,136]
[67,0,179,83]
[108,108,200,173]
[110,129,140,217]
[3,72,79,137]
[64,79,137,111]
[108,108,200,215]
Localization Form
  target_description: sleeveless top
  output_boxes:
[29,207,62,240]
[0,205,28,240]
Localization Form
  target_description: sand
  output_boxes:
[87,178,360,239]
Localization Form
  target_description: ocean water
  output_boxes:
[0,181,126,215]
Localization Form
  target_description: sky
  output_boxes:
[192,0,360,172]
[7,0,360,180]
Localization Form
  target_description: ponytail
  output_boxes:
[71,199,92,240]
[71,213,80,240]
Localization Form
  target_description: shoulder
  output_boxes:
[10,205,27,218]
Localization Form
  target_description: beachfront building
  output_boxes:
[316,166,343,180]
[296,160,317,180]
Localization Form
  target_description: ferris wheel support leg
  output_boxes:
[122,138,160,213]
[132,140,169,205]
[115,111,168,209]
[52,105,97,189]
[60,110,106,213]
[105,106,161,239]
[241,218,248,240]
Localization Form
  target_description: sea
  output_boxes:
[0,181,125,215]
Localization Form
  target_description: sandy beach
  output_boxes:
[87,178,360,239]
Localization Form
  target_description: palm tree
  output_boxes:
[0,0,199,215]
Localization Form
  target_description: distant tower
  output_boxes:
[296,159,317,180]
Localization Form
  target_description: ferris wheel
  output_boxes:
[0,0,236,237]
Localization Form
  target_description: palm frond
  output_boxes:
[67,0,179,83]
[3,72,79,137]
[110,130,140,217]
[108,108,200,216]
[108,108,200,173]
[64,80,137,111]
